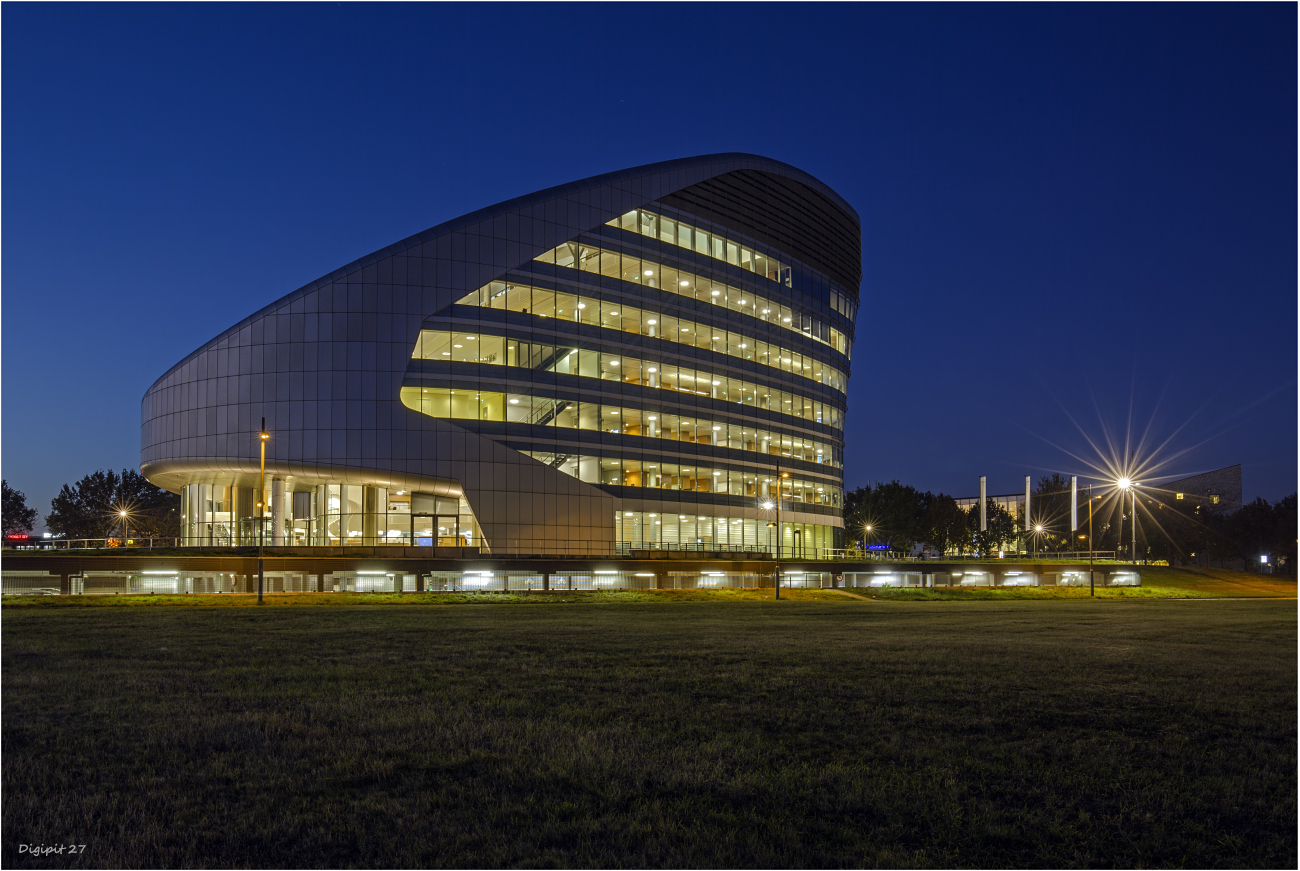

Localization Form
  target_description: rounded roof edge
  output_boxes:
[144,153,858,397]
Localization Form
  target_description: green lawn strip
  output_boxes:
[850,585,1216,601]
[0,588,848,609]
[3,600,1294,868]
[1139,565,1297,597]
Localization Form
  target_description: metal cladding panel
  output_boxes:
[140,154,860,551]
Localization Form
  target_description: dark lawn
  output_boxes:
[2,598,1295,868]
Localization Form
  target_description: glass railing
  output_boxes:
[399,385,842,469]
[519,450,842,507]
[533,241,851,357]
[410,329,844,430]
[455,279,847,393]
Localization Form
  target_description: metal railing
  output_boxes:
[5,537,184,551]
[4,538,1131,564]
[823,548,1121,562]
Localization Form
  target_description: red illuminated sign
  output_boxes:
[5,533,31,540]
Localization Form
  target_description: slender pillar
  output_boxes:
[362,486,379,546]
[1070,476,1078,536]
[979,476,987,531]
[1024,476,1032,534]
[271,478,285,546]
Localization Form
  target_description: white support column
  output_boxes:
[1070,476,1078,532]
[271,478,285,546]
[979,476,987,531]
[1024,475,1032,532]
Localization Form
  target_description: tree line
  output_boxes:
[843,480,1021,556]
[2,471,181,540]
[844,475,1296,572]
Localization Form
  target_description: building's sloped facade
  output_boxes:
[141,154,860,555]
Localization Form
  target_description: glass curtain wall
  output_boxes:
[456,280,848,392]
[180,483,484,547]
[532,241,851,356]
[612,511,835,556]
[409,331,844,430]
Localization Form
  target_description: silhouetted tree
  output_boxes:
[844,481,927,550]
[2,480,39,536]
[969,500,1019,555]
[1031,474,1076,552]
[925,494,969,555]
[46,469,180,540]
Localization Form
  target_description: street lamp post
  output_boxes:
[1087,483,1095,597]
[258,418,269,604]
[1117,477,1138,564]
[1131,485,1138,563]
[119,509,129,547]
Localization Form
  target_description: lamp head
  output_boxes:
[1117,476,1132,490]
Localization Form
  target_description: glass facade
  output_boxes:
[456,280,848,391]
[405,189,852,556]
[180,482,485,548]
[512,450,840,507]
[409,330,843,429]
[606,208,859,324]
[400,388,840,468]
[534,240,851,356]
[613,511,833,554]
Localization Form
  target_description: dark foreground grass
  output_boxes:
[3,599,1295,868]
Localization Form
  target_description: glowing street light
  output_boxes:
[1115,477,1138,562]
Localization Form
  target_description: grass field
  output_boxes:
[3,582,1295,869]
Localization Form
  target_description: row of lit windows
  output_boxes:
[614,511,837,553]
[519,451,842,507]
[410,331,844,430]
[533,241,851,356]
[455,280,847,393]
[399,386,842,469]
[179,483,484,547]
[607,209,859,324]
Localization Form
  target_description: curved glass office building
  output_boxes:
[141,154,860,555]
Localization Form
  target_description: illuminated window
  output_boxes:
[1175,493,1184,500]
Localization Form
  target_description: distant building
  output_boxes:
[954,493,1024,520]
[1149,465,1242,513]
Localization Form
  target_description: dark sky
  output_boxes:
[3,3,1295,529]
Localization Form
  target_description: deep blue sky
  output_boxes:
[3,3,1296,528]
